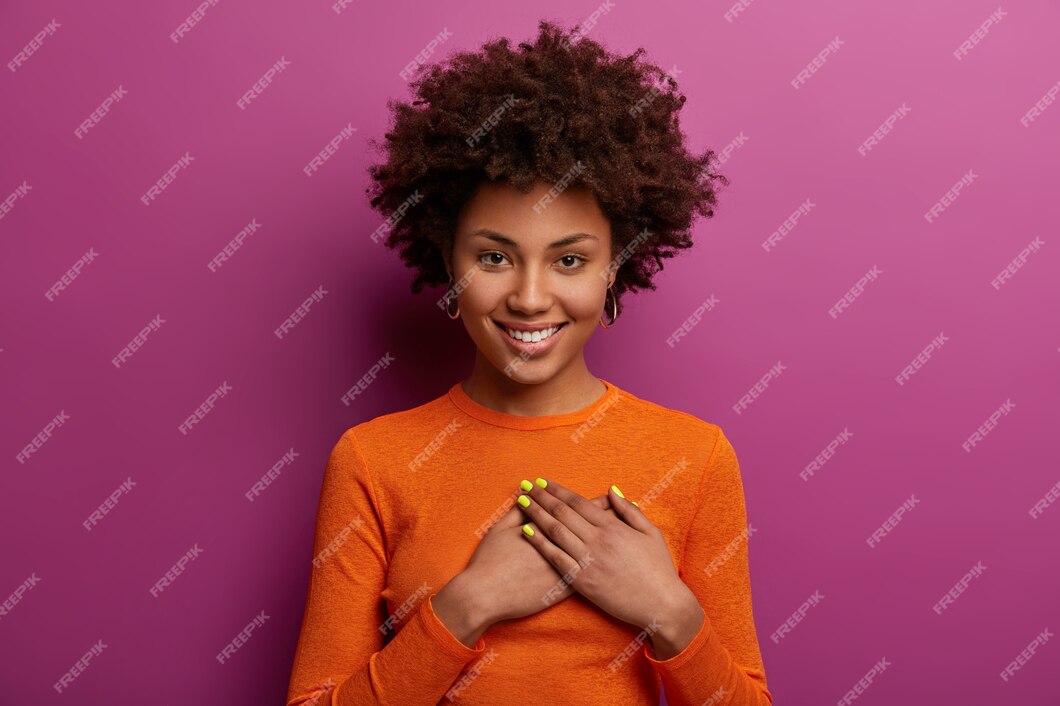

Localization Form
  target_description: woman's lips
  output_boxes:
[494,321,568,357]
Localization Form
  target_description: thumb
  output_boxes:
[588,494,612,510]
[592,493,641,527]
[608,485,653,533]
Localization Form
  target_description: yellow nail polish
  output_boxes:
[611,485,625,499]
[520,479,533,492]
[522,524,535,537]
[632,501,639,507]
[535,477,547,489]
[517,495,531,508]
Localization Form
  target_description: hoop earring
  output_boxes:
[445,275,460,319]
[599,285,618,328]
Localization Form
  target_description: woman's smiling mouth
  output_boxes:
[493,320,569,355]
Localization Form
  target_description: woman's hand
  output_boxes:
[515,478,703,640]
[459,486,618,626]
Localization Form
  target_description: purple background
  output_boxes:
[2,1,1058,703]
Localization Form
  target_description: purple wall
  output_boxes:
[2,1,1057,703]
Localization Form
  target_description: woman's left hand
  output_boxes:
[514,477,703,636]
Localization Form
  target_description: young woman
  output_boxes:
[287,21,772,706]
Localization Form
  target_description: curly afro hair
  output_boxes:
[366,19,728,319]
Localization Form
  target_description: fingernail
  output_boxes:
[517,495,531,508]
[535,477,548,489]
[632,501,639,507]
[611,484,625,499]
[520,479,533,492]
[522,524,535,537]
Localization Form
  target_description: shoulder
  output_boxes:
[332,386,457,459]
[609,383,724,442]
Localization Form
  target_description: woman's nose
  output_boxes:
[508,267,551,312]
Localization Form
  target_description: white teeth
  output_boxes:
[503,324,562,343]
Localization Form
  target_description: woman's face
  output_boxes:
[446,180,616,385]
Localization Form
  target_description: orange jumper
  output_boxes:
[287,379,772,705]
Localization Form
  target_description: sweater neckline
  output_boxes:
[448,378,619,430]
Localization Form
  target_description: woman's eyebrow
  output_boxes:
[469,228,598,250]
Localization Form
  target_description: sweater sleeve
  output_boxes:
[642,428,773,706]
[286,429,487,706]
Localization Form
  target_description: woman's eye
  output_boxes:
[478,252,586,269]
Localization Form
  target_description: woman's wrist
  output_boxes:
[648,584,705,661]
[432,571,495,648]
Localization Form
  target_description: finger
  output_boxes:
[518,478,598,542]
[533,477,612,529]
[495,491,612,534]
[498,493,612,534]
[519,521,583,587]
[516,480,592,556]
[608,485,656,534]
